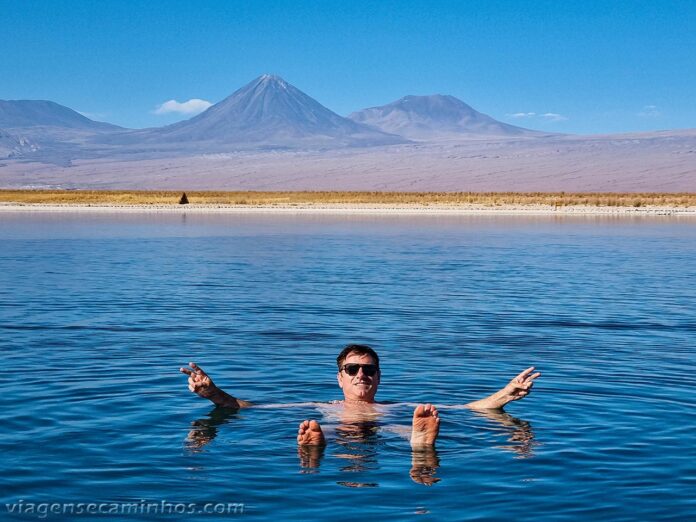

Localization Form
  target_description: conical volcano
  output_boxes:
[349,94,541,140]
[144,75,405,149]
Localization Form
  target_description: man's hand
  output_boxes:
[179,362,250,409]
[465,366,541,411]
[180,362,218,399]
[500,367,541,403]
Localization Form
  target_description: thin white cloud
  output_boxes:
[541,112,568,122]
[154,98,212,115]
[507,111,568,122]
[637,105,661,118]
[508,112,536,118]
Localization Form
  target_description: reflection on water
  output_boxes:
[333,421,380,475]
[298,445,325,473]
[410,448,441,486]
[187,404,536,488]
[185,408,240,453]
[473,410,538,458]
[2,213,695,521]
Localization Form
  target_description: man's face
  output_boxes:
[337,352,380,403]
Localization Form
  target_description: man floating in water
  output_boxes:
[180,344,540,449]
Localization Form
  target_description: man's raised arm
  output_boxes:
[465,367,541,411]
[179,362,252,409]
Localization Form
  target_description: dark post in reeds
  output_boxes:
[179,192,189,205]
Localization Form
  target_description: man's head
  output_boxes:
[336,344,380,403]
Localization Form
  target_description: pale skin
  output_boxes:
[180,352,540,450]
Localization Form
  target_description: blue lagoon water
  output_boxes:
[1,212,695,521]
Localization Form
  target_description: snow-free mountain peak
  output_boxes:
[349,94,541,139]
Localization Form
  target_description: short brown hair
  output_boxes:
[336,344,380,369]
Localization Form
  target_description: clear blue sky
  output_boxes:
[2,0,694,134]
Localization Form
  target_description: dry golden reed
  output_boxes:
[0,190,694,207]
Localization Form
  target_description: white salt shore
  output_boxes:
[0,202,694,216]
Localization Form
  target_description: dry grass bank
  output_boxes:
[0,190,694,207]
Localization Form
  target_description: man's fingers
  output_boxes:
[515,367,541,384]
[187,373,207,385]
[189,362,208,376]
[515,366,536,383]
[180,367,193,376]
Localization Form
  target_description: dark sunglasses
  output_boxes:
[341,363,379,377]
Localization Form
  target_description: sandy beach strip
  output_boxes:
[0,202,694,216]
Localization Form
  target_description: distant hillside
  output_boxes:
[349,94,543,139]
[0,128,37,159]
[0,100,121,131]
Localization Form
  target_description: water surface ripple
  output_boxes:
[1,213,694,521]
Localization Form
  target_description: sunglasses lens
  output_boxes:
[344,364,359,376]
[343,364,377,376]
[362,365,377,376]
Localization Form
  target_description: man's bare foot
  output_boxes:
[411,404,440,448]
[297,420,326,446]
